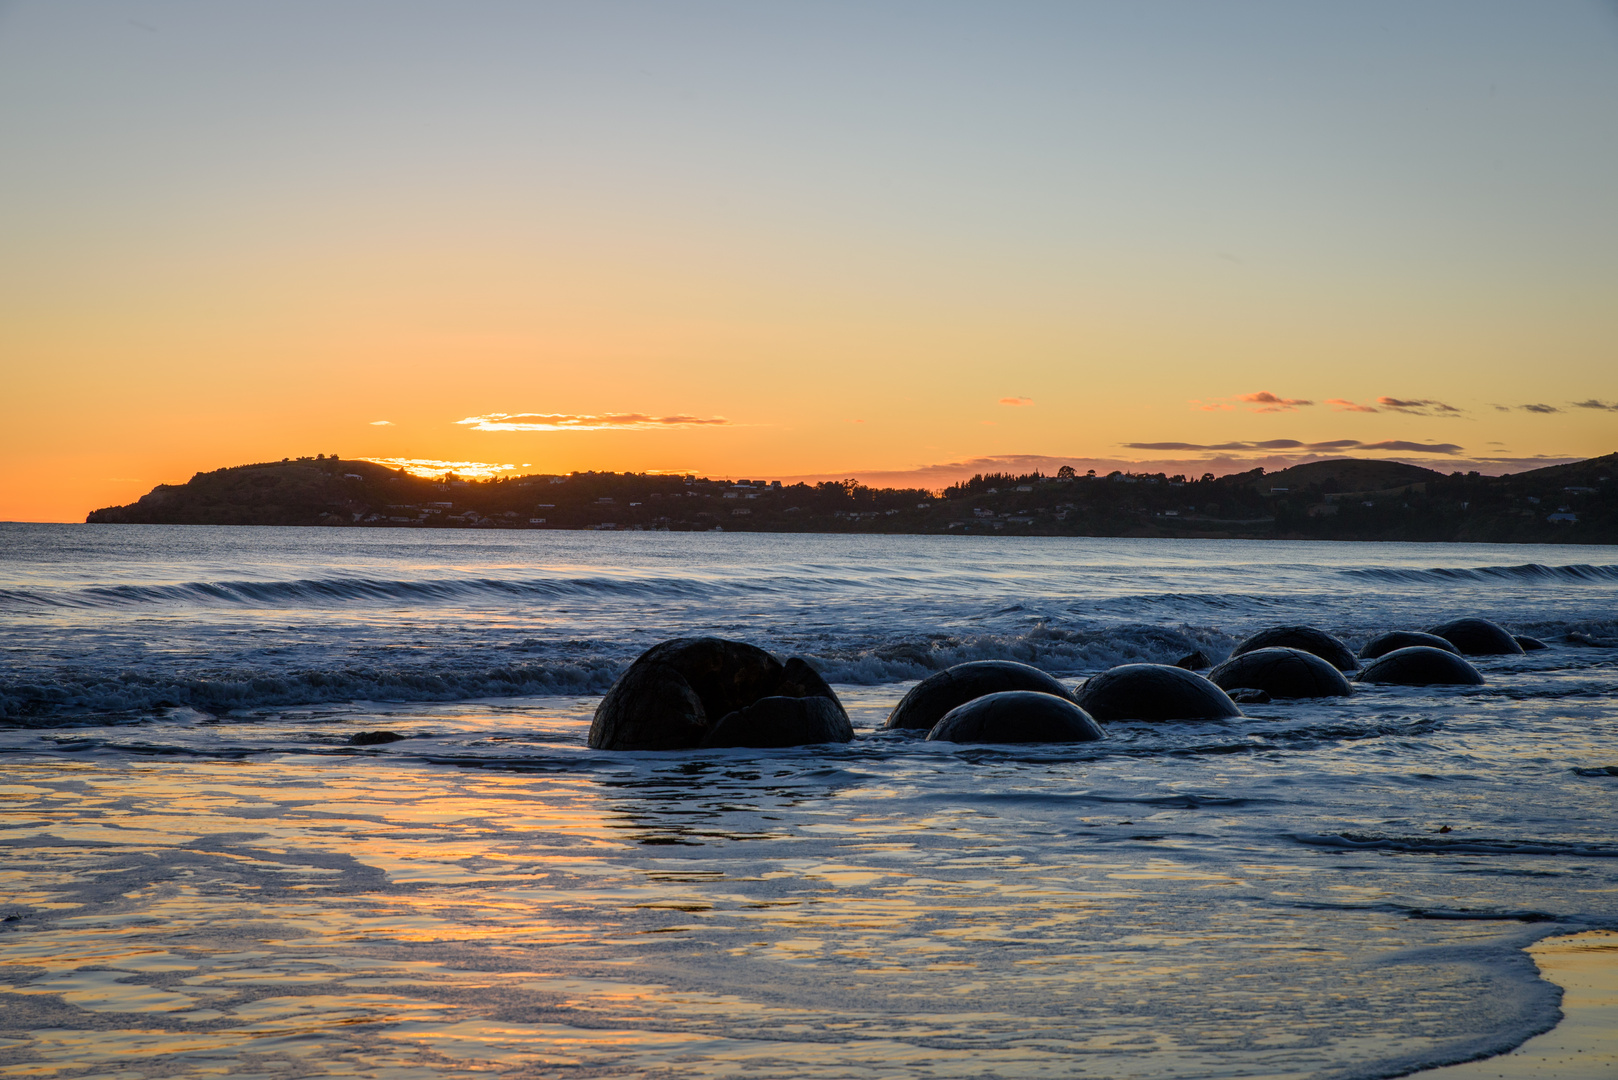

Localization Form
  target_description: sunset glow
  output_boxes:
[2,1,1615,520]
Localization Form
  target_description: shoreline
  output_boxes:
[1417,930,1618,1078]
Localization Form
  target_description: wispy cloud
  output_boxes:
[1493,402,1561,414]
[1574,399,1618,411]
[1125,438,1464,455]
[369,420,393,426]
[456,412,730,432]
[1377,397,1463,415]
[1240,391,1313,412]
[1325,396,1462,416]
[1194,391,1313,413]
[998,396,1034,406]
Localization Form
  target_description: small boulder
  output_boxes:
[885,660,1078,731]
[1514,635,1548,651]
[589,638,851,750]
[1229,626,1358,671]
[1226,688,1271,705]
[1357,646,1485,686]
[1076,664,1242,722]
[1359,631,1460,660]
[1174,650,1212,671]
[349,730,405,746]
[926,691,1105,744]
[1426,618,1524,656]
[1208,647,1352,699]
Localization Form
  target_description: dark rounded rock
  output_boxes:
[1174,650,1212,671]
[699,694,854,749]
[1426,618,1524,656]
[1226,688,1271,705]
[926,691,1105,744]
[1357,646,1485,686]
[349,730,405,746]
[1075,664,1242,722]
[884,660,1078,731]
[1359,631,1460,660]
[1230,626,1358,671]
[1208,647,1353,699]
[589,638,851,750]
[1514,635,1548,651]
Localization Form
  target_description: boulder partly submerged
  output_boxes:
[1229,625,1358,671]
[1357,646,1485,687]
[926,691,1105,745]
[885,660,1078,731]
[589,637,852,750]
[1076,664,1242,722]
[1208,647,1352,699]
[1427,618,1524,656]
[1359,631,1460,660]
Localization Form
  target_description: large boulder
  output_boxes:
[926,691,1105,744]
[1359,631,1459,660]
[1426,618,1524,656]
[1357,646,1485,686]
[1207,647,1352,699]
[1229,625,1358,671]
[1075,664,1242,722]
[589,638,851,750]
[885,660,1078,731]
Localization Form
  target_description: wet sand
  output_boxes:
[1420,931,1618,1078]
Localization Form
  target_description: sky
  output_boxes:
[2,0,1617,519]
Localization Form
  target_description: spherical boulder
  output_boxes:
[1514,635,1548,651]
[1075,664,1242,722]
[1357,646,1485,686]
[884,660,1078,731]
[1426,618,1524,656]
[1229,625,1358,671]
[589,638,851,750]
[1358,631,1460,661]
[925,691,1105,744]
[1207,647,1352,699]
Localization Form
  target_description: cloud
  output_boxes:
[1124,438,1464,455]
[998,396,1034,406]
[369,420,393,426]
[1518,403,1562,414]
[456,412,730,432]
[1240,391,1314,411]
[1574,399,1618,411]
[1327,396,1463,416]
[1194,391,1313,413]
[774,447,1571,492]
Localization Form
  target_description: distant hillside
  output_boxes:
[86,453,1618,544]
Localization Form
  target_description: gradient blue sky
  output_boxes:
[3,1,1616,517]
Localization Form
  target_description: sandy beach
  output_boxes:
[1420,931,1618,1078]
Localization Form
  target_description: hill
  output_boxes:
[85,454,1618,544]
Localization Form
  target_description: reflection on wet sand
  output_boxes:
[2,710,1602,1080]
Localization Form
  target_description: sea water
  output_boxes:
[1,523,1616,1078]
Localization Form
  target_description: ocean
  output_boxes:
[2,523,1617,1078]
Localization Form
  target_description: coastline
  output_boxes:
[1417,931,1618,1078]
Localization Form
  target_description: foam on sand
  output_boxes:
[1419,932,1618,1078]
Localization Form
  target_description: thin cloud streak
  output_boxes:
[457,412,731,432]
[1125,438,1465,455]
[998,396,1034,406]
[1328,396,1463,416]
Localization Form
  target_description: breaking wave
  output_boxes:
[1341,563,1618,585]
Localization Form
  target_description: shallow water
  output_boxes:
[2,524,1617,1077]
